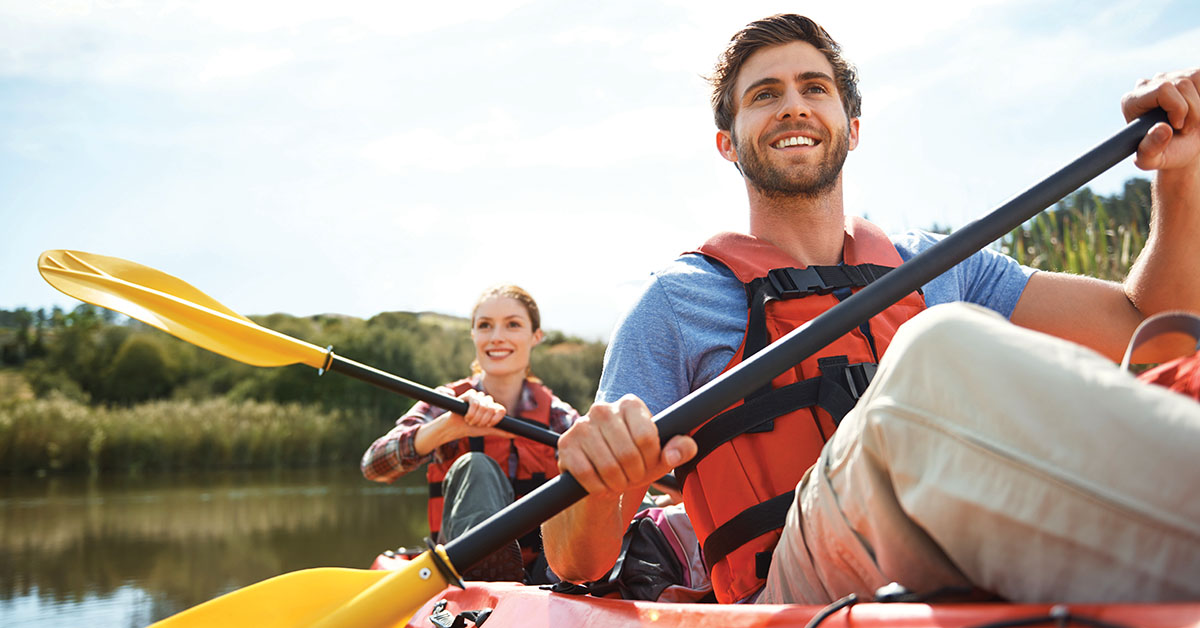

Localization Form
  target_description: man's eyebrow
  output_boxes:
[798,71,835,83]
[741,77,782,100]
[740,71,836,100]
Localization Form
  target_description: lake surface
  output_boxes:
[0,466,429,627]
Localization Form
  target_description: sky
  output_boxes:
[2,0,1198,341]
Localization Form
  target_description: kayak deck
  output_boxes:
[406,581,1200,628]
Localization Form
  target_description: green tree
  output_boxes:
[1,307,33,366]
[103,335,176,403]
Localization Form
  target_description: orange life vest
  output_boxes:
[426,378,560,547]
[677,216,927,603]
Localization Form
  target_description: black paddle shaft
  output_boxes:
[328,353,684,491]
[325,355,560,448]
[445,109,1168,572]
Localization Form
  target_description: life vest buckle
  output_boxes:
[817,356,878,403]
[845,363,877,399]
[767,267,833,299]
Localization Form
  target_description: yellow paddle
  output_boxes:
[145,554,458,628]
[38,109,1165,628]
[37,249,561,448]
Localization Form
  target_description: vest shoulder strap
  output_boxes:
[688,216,903,282]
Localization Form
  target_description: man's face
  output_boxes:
[721,41,858,199]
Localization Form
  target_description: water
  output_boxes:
[0,466,429,627]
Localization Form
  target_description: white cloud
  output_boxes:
[361,105,710,173]
[0,0,535,88]
[195,46,293,83]
[552,25,633,47]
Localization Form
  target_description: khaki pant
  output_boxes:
[759,303,1200,604]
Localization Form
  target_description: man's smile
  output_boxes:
[771,135,818,149]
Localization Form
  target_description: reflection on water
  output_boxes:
[0,466,429,627]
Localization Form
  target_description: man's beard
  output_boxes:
[734,125,850,199]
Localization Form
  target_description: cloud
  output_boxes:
[360,104,710,173]
[552,25,633,47]
[195,46,294,83]
[0,0,536,89]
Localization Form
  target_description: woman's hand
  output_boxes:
[414,388,514,455]
[451,388,514,439]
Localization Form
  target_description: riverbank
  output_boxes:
[0,395,380,475]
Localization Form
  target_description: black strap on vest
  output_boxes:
[674,357,875,485]
[512,473,548,495]
[741,263,896,420]
[744,263,895,361]
[681,357,878,577]
[702,492,793,575]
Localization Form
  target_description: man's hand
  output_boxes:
[1121,67,1200,172]
[557,394,697,496]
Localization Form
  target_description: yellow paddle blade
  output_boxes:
[151,552,455,628]
[38,250,328,369]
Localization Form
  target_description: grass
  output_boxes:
[0,395,377,475]
[0,370,34,401]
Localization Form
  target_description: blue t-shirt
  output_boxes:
[596,229,1037,414]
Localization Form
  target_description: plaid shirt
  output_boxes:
[360,375,579,483]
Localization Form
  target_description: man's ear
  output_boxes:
[717,129,738,163]
[848,117,860,151]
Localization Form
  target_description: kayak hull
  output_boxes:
[405,580,1200,628]
[374,549,1200,627]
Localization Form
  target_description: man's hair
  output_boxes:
[708,14,861,131]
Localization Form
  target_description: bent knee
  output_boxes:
[445,451,504,482]
[886,303,1007,367]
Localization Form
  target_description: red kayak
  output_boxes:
[373,550,1200,628]
[402,580,1200,628]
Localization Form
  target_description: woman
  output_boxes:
[361,284,579,583]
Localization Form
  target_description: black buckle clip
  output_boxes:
[767,267,831,298]
[818,356,877,400]
[845,363,877,399]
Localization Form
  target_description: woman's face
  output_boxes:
[471,296,543,378]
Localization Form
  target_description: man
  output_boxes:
[542,14,1200,604]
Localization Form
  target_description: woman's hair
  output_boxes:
[469,284,542,378]
[707,13,861,132]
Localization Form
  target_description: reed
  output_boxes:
[999,181,1151,281]
[0,396,379,475]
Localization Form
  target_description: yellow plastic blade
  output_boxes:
[38,250,327,369]
[151,550,455,628]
